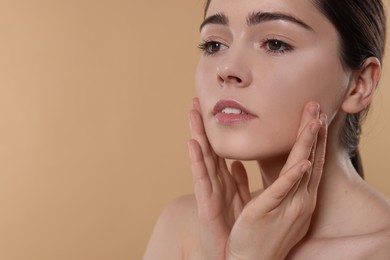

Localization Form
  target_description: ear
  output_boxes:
[341,57,381,113]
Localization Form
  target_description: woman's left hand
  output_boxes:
[188,97,328,260]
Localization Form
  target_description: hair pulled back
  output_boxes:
[203,0,387,178]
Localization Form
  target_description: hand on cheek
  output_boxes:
[188,98,328,260]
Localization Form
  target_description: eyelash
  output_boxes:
[262,38,294,54]
[198,38,294,55]
[198,41,226,56]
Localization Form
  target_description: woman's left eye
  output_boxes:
[263,39,293,54]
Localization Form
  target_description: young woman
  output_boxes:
[144,0,390,259]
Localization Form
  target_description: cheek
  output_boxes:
[261,50,349,118]
[195,60,217,114]
[195,62,208,98]
[193,48,349,160]
[297,53,349,118]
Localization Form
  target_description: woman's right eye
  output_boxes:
[198,41,227,55]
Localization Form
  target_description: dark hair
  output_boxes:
[203,0,387,178]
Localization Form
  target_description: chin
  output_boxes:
[210,139,255,160]
[209,136,287,162]
[214,147,259,161]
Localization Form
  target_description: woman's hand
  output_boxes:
[188,98,328,260]
[188,98,252,260]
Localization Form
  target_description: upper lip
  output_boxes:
[212,99,255,116]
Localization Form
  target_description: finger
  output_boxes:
[188,139,213,200]
[214,157,229,197]
[192,97,201,113]
[286,114,326,203]
[297,137,317,193]
[189,109,217,176]
[190,99,217,161]
[283,102,320,172]
[290,120,320,194]
[298,102,320,135]
[231,161,252,204]
[191,98,237,198]
[252,160,311,214]
[308,113,328,194]
[281,118,322,176]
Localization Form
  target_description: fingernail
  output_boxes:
[309,103,320,117]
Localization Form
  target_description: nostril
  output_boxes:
[228,75,242,83]
[218,73,246,87]
[218,75,224,84]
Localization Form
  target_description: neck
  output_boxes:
[257,154,288,188]
[306,147,365,237]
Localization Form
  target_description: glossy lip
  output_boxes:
[213,99,255,116]
[212,99,257,124]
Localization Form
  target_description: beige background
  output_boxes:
[0,1,389,259]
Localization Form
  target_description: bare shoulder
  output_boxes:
[366,190,390,258]
[289,186,390,260]
[333,187,390,260]
[289,228,390,260]
[353,189,390,258]
[362,183,390,230]
[337,187,390,259]
[143,194,199,260]
[369,228,390,260]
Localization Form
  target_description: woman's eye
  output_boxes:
[264,39,293,54]
[198,41,227,55]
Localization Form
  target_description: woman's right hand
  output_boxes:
[188,98,328,260]
[188,98,253,260]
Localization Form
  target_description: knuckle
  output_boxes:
[290,197,310,218]
[283,171,299,186]
[293,202,306,217]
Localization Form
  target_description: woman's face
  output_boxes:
[196,0,351,161]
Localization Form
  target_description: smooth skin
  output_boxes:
[144,0,390,259]
[188,98,327,259]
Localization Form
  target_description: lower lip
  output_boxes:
[215,112,255,124]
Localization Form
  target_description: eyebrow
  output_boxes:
[247,11,313,31]
[199,11,313,32]
[199,12,229,31]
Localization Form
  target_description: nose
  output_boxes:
[217,52,252,88]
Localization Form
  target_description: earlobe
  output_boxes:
[341,57,381,113]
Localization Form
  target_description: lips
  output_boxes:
[212,100,256,124]
[213,100,253,115]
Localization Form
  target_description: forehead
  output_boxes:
[207,0,315,13]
